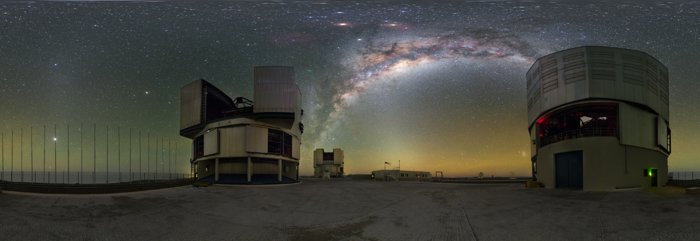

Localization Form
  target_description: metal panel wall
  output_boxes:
[656,117,669,151]
[203,129,219,156]
[219,127,246,156]
[619,103,655,149]
[313,149,323,164]
[253,66,300,113]
[292,136,300,159]
[180,80,203,130]
[245,125,268,153]
[333,148,344,165]
[527,46,670,127]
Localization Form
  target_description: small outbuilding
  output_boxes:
[371,170,431,181]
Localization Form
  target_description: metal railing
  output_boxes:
[540,127,617,147]
[0,124,194,185]
[669,172,700,180]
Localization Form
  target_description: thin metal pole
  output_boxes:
[11,130,13,182]
[155,137,159,180]
[93,124,96,184]
[139,130,142,180]
[169,139,172,180]
[31,127,34,182]
[43,125,46,183]
[80,123,83,184]
[118,126,121,183]
[66,124,69,184]
[129,128,132,182]
[54,124,56,184]
[106,125,109,184]
[147,132,150,181]
[1,132,4,181]
[20,128,23,182]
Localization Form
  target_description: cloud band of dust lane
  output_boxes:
[310,30,537,146]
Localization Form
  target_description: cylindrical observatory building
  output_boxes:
[180,66,303,184]
[527,46,670,190]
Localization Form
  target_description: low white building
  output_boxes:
[180,66,303,184]
[372,170,431,181]
[313,148,344,178]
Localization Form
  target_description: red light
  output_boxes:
[536,117,546,124]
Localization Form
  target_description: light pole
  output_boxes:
[384,161,387,182]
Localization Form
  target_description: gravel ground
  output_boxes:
[1,179,699,241]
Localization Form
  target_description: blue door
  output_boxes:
[555,151,583,189]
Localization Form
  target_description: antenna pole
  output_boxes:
[31,127,34,182]
[129,128,132,182]
[20,128,23,182]
[66,124,69,184]
[118,126,121,183]
[80,123,83,184]
[93,123,96,184]
[106,125,109,184]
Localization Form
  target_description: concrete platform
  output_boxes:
[1,179,699,241]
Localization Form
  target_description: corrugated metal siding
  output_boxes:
[180,80,202,130]
[527,46,670,126]
[253,66,301,113]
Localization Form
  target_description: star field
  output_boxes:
[1,1,699,176]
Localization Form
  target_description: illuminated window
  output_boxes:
[537,103,618,147]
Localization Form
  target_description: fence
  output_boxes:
[669,172,700,180]
[0,124,193,184]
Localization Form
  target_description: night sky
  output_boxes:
[1,1,699,177]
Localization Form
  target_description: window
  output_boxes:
[537,103,618,147]
[193,135,204,159]
[323,152,334,161]
[268,129,293,157]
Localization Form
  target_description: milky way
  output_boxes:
[1,1,699,176]
[311,29,538,147]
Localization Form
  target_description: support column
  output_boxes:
[278,159,282,182]
[247,157,252,183]
[214,159,219,182]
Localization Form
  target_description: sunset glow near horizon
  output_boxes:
[1,1,699,177]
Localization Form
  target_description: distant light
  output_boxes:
[145,91,150,95]
[357,38,363,41]
[335,22,350,27]
[53,137,57,141]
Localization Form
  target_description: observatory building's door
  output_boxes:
[555,151,583,189]
[650,168,658,187]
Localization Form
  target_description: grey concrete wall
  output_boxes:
[537,137,668,190]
